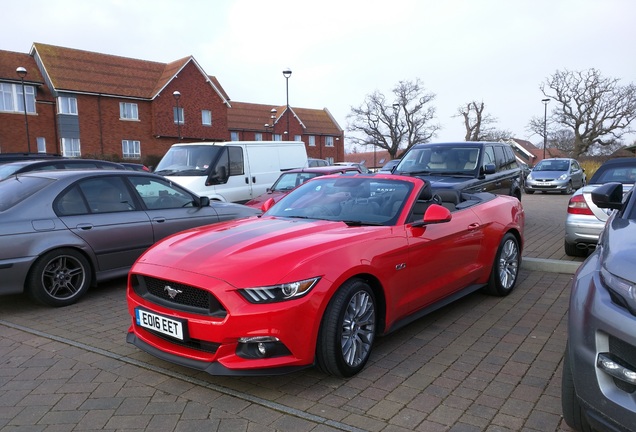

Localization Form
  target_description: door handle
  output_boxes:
[252,176,256,183]
[152,217,166,223]
[76,224,94,231]
[467,223,480,230]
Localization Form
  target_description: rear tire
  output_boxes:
[562,345,592,431]
[316,279,376,377]
[483,233,520,296]
[26,248,92,307]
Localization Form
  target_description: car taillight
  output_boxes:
[567,194,594,215]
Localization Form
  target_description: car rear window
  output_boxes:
[590,165,636,184]
[0,176,55,212]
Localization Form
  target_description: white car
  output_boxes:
[564,157,636,256]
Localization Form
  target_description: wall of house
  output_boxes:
[0,98,57,154]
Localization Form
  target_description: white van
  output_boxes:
[153,141,307,203]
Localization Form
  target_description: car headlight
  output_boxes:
[239,277,320,303]
[601,266,636,312]
[559,174,568,180]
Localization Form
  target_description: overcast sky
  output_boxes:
[3,0,635,150]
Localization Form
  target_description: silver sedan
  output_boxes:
[0,170,260,306]
[564,157,636,256]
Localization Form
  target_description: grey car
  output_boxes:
[524,157,586,194]
[0,170,260,307]
[564,157,636,256]
[562,181,636,431]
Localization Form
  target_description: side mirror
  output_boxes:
[196,196,210,207]
[412,204,452,227]
[261,198,276,212]
[483,163,496,175]
[591,182,623,210]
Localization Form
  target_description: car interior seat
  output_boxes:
[428,152,447,169]
[464,150,479,170]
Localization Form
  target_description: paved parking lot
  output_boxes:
[0,192,586,431]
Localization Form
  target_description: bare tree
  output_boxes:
[455,101,511,142]
[540,68,636,157]
[347,79,440,159]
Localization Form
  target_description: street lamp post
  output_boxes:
[542,98,550,160]
[282,68,292,140]
[173,91,181,141]
[16,67,31,152]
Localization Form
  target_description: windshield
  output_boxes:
[395,146,480,174]
[154,145,222,176]
[271,172,321,192]
[266,176,413,226]
[534,160,569,172]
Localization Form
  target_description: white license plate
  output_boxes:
[535,182,551,186]
[135,308,185,340]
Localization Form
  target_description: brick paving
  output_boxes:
[0,192,582,431]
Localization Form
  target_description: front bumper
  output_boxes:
[567,253,636,431]
[525,178,569,192]
[126,266,325,375]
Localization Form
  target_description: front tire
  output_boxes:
[26,248,92,307]
[316,279,376,377]
[562,345,592,431]
[483,233,520,296]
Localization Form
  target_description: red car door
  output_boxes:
[392,206,486,319]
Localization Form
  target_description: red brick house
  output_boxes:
[0,43,344,165]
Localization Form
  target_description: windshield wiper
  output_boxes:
[342,220,383,226]
[403,170,432,176]
[436,171,473,177]
[153,169,175,175]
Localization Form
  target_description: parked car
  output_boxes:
[562,181,636,431]
[0,170,260,307]
[564,157,636,256]
[307,158,329,167]
[393,142,523,200]
[333,161,371,173]
[126,174,524,377]
[0,158,125,181]
[120,162,151,172]
[0,152,62,165]
[524,157,586,194]
[518,161,531,187]
[244,165,362,208]
[379,159,400,173]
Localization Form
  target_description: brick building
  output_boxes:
[0,43,344,165]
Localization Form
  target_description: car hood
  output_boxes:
[244,191,286,209]
[601,217,636,283]
[412,174,475,189]
[135,216,384,287]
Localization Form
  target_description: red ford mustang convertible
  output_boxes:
[126,174,525,377]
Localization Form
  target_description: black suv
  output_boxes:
[392,142,522,200]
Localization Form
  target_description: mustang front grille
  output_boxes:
[132,274,227,318]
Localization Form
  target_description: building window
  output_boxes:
[294,135,302,142]
[308,135,316,146]
[0,83,35,113]
[119,102,139,120]
[173,107,184,124]
[325,136,334,147]
[58,96,78,115]
[230,131,239,141]
[122,140,141,159]
[202,110,212,126]
[274,134,283,141]
[61,138,81,157]
[326,157,334,164]
[36,137,46,153]
[255,133,263,141]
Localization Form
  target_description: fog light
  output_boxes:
[236,336,292,359]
